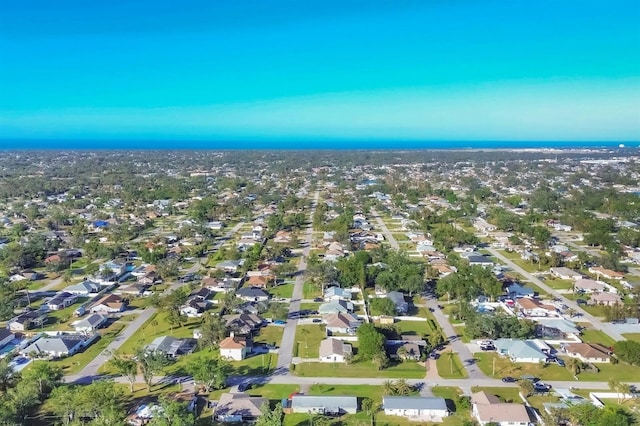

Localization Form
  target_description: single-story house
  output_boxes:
[245,275,270,288]
[236,287,270,302]
[589,292,622,306]
[386,291,409,314]
[47,292,78,311]
[145,336,197,359]
[515,298,557,317]
[467,255,494,268]
[21,334,90,358]
[0,329,15,348]
[324,287,352,301]
[63,280,101,295]
[180,298,207,318]
[471,391,530,426]
[90,294,127,313]
[319,300,353,315]
[589,266,624,280]
[7,311,47,331]
[290,395,358,415]
[383,396,449,421]
[216,260,244,273]
[494,339,550,363]
[73,313,108,333]
[574,279,605,293]
[388,341,423,361]
[563,342,611,363]
[506,283,535,298]
[550,267,583,280]
[534,319,581,341]
[319,338,352,363]
[324,313,361,335]
[224,313,263,335]
[219,335,251,361]
[214,393,266,423]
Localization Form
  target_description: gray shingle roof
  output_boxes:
[291,395,357,411]
[383,396,448,411]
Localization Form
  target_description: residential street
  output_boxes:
[485,247,625,341]
[275,190,320,373]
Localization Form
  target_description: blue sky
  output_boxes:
[0,0,639,144]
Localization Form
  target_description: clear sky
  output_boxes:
[0,0,639,144]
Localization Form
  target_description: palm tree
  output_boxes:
[567,357,582,376]
[382,380,396,395]
[394,379,412,396]
[608,379,622,404]
[300,328,310,350]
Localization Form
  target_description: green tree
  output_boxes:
[518,379,535,397]
[109,355,138,393]
[370,297,397,316]
[199,314,227,349]
[356,323,386,361]
[186,355,231,393]
[149,397,195,426]
[136,349,169,392]
[49,385,80,425]
[255,402,283,426]
[21,362,63,398]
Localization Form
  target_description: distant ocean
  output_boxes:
[0,139,635,151]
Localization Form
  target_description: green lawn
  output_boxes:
[293,360,426,378]
[475,353,574,381]
[622,333,640,342]
[453,325,470,343]
[436,352,468,379]
[45,322,125,375]
[269,283,294,299]
[580,329,617,347]
[499,250,541,273]
[302,282,321,299]
[116,312,202,355]
[545,278,575,291]
[581,304,608,318]
[254,325,284,347]
[577,362,640,382]
[470,386,521,403]
[394,320,432,337]
[294,324,326,358]
[42,297,90,329]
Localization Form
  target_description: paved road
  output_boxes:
[485,247,625,341]
[67,221,247,384]
[371,209,399,250]
[276,190,320,373]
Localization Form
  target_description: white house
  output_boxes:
[219,335,249,361]
[383,396,449,421]
[73,314,108,333]
[319,338,352,363]
[494,339,550,363]
[472,391,530,426]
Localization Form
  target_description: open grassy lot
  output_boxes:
[394,319,432,337]
[294,324,326,358]
[269,283,294,299]
[499,250,541,273]
[475,352,574,381]
[436,352,468,379]
[43,321,125,375]
[471,386,521,403]
[302,282,321,299]
[254,325,284,347]
[453,325,470,343]
[577,361,640,382]
[580,329,617,347]
[293,359,426,378]
[117,311,202,355]
[622,333,640,342]
[545,278,575,291]
[581,304,608,318]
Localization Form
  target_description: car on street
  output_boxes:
[312,318,322,323]
[313,298,324,302]
[238,383,251,392]
[555,358,565,367]
[502,376,517,383]
[534,382,552,392]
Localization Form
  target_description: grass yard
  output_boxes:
[395,319,432,338]
[499,250,540,273]
[45,322,125,375]
[471,386,521,403]
[577,362,640,382]
[294,324,326,358]
[622,333,640,342]
[116,312,202,355]
[453,325,470,343]
[269,283,294,299]
[528,393,561,412]
[299,302,321,312]
[436,352,468,379]
[302,282,321,299]
[293,360,426,378]
[581,305,608,319]
[545,278,575,291]
[254,325,284,347]
[580,329,617,347]
[475,352,574,381]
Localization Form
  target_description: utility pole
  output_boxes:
[493,357,496,377]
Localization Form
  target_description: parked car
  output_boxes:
[312,318,322,323]
[534,382,552,392]
[313,297,324,302]
[555,358,565,367]
[502,376,517,383]
[238,383,251,392]
[274,320,286,325]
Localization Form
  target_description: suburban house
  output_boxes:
[224,313,263,335]
[63,280,102,295]
[7,311,47,331]
[47,292,78,311]
[73,313,108,333]
[471,391,531,426]
[473,218,497,233]
[214,393,266,423]
[515,298,558,318]
[324,313,361,335]
[318,300,353,315]
[290,395,358,415]
[383,396,449,421]
[180,298,208,318]
[216,260,244,274]
[550,267,583,280]
[219,334,251,361]
[506,283,535,298]
[245,275,270,288]
[90,294,127,313]
[0,329,15,349]
[386,291,409,314]
[466,255,494,268]
[324,287,352,301]
[494,339,550,363]
[236,287,270,302]
[589,266,624,280]
[204,277,238,293]
[21,334,92,358]
[387,336,426,361]
[145,336,197,359]
[319,338,352,363]
[534,319,581,341]
[589,292,622,306]
[574,279,606,293]
[563,342,611,363]
[273,230,292,244]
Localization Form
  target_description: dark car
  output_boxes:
[576,299,587,305]
[312,318,322,323]
[534,382,552,392]
[502,376,517,383]
[313,297,324,302]
[555,358,566,367]
[238,383,251,392]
